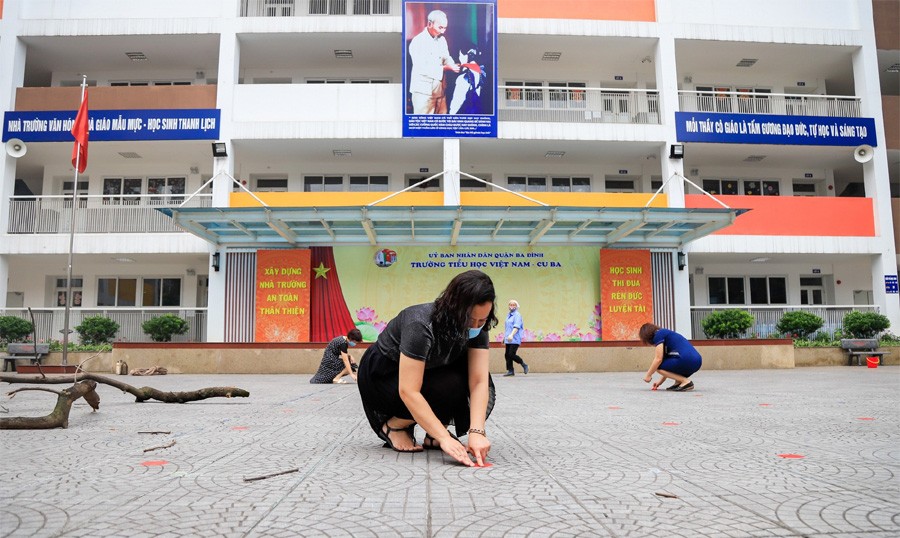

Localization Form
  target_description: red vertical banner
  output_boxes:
[255,249,311,342]
[600,249,653,341]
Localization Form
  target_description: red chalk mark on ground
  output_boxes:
[759,404,772,407]
[777,453,805,459]
[231,426,249,431]
[662,422,680,426]
[141,460,169,466]
[281,409,295,413]
[608,406,621,410]
[474,462,493,468]
[651,386,658,391]
[857,417,875,421]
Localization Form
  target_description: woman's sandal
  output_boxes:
[422,431,459,450]
[378,422,421,453]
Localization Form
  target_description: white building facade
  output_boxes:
[1,0,897,343]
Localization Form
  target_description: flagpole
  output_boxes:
[62,75,87,366]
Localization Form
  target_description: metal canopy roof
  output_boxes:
[158,205,744,249]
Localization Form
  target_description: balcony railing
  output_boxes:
[691,305,880,340]
[1,308,207,344]
[7,194,212,235]
[240,0,394,16]
[499,86,661,124]
[678,91,861,118]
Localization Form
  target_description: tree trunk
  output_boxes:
[0,380,97,430]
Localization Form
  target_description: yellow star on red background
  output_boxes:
[313,262,331,279]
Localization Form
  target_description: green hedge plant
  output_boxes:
[841,311,890,339]
[701,309,754,339]
[0,316,34,344]
[141,314,190,342]
[776,311,824,340]
[75,316,120,345]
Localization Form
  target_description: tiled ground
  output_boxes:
[1,366,898,537]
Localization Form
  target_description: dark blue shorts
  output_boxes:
[659,355,702,377]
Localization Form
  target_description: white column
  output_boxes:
[655,13,692,336]
[443,138,460,206]
[205,20,240,342]
[854,1,900,329]
[0,3,26,308]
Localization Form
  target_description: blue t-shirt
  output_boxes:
[652,328,701,361]
[504,309,523,345]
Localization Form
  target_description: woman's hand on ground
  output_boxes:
[643,374,653,383]
[651,379,662,389]
[441,437,475,467]
[467,434,491,466]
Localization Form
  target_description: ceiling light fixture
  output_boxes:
[545,151,566,158]
[334,50,353,59]
[333,149,352,157]
[750,257,771,263]
[542,52,562,61]
[736,58,758,67]
[125,52,149,62]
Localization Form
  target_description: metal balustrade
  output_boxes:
[678,91,861,118]
[499,86,661,124]
[690,305,880,340]
[0,308,207,344]
[7,194,212,235]
[239,0,394,16]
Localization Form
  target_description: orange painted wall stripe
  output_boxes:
[498,0,656,22]
[685,194,876,237]
[231,191,668,208]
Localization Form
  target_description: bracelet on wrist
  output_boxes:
[468,428,486,436]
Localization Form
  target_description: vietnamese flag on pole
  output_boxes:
[71,90,89,173]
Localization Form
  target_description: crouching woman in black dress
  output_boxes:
[357,270,497,467]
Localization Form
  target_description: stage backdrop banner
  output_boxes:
[599,249,653,341]
[255,249,311,342]
[334,246,601,342]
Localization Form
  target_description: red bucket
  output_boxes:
[867,356,879,368]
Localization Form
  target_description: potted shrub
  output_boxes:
[776,311,824,340]
[842,311,890,339]
[701,309,754,339]
[0,316,34,344]
[75,316,120,345]
[142,314,190,342]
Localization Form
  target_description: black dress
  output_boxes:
[357,303,496,437]
[310,336,349,384]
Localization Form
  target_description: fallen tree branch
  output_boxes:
[0,380,97,430]
[243,468,299,482]
[143,440,176,453]
[0,372,249,403]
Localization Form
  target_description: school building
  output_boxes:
[1,0,897,344]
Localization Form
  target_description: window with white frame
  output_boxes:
[507,176,547,192]
[62,180,89,207]
[505,81,544,108]
[708,276,745,305]
[551,177,590,192]
[304,175,343,192]
[742,180,780,196]
[147,176,186,204]
[702,179,738,195]
[97,277,181,307]
[142,278,182,306]
[55,278,83,308]
[103,177,143,205]
[548,82,586,109]
[749,277,787,304]
[604,177,636,193]
[460,177,488,191]
[406,176,441,191]
[349,175,389,192]
[255,178,288,192]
